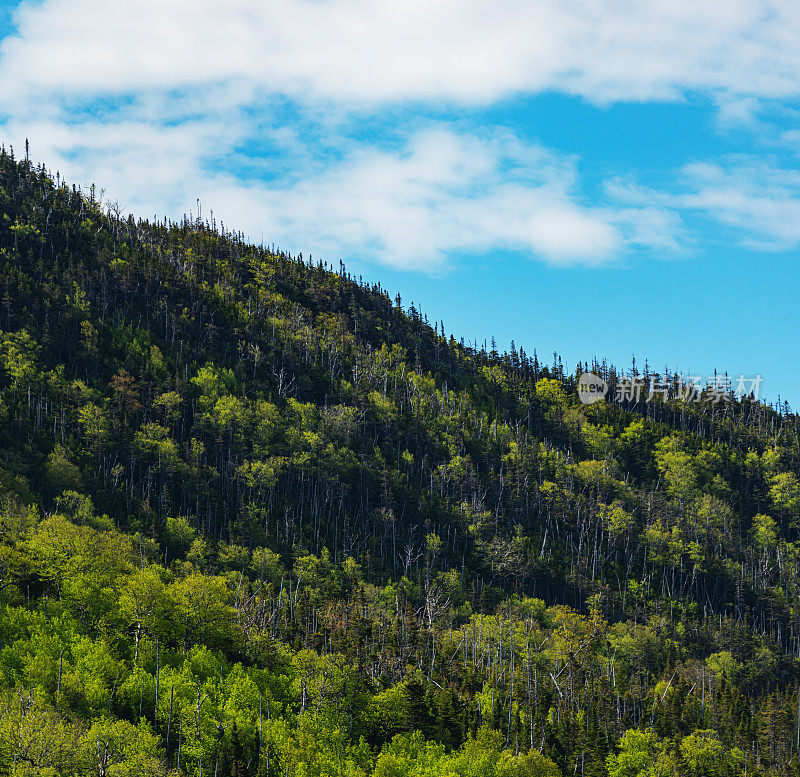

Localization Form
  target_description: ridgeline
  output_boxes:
[1,149,799,776]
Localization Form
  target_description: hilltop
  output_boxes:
[0,149,799,776]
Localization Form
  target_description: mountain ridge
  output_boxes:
[0,148,799,776]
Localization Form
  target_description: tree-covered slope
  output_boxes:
[1,149,799,776]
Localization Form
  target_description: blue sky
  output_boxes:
[0,0,798,407]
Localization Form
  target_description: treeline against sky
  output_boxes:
[0,148,799,775]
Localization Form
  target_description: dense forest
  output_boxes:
[0,147,799,776]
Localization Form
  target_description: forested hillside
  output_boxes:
[1,148,800,776]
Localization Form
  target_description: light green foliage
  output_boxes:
[133,423,183,472]
[599,500,635,536]
[252,398,282,455]
[61,636,126,716]
[153,390,182,424]
[496,750,562,777]
[22,514,131,615]
[769,471,800,517]
[118,567,174,646]
[212,394,246,434]
[238,458,282,490]
[83,717,167,776]
[369,391,398,425]
[171,572,235,651]
[694,494,734,541]
[425,532,442,560]
[0,692,83,776]
[77,402,110,450]
[44,444,83,494]
[581,422,614,460]
[573,458,618,494]
[0,691,169,776]
[0,330,40,393]
[654,437,698,503]
[217,542,250,572]
[191,363,237,428]
[55,491,113,531]
[615,420,654,475]
[606,729,669,777]
[191,364,236,404]
[0,491,38,541]
[535,379,567,407]
[184,536,208,569]
[163,516,196,557]
[372,731,446,777]
[367,685,409,745]
[751,513,779,549]
[373,728,561,777]
[679,730,744,777]
[705,651,741,681]
[294,548,360,601]
[322,404,361,443]
[267,710,371,777]
[250,546,286,584]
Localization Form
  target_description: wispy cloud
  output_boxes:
[239,129,661,269]
[2,115,678,269]
[680,160,800,250]
[608,158,800,251]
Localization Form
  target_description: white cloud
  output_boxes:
[247,130,629,269]
[1,0,795,271]
[680,161,800,249]
[608,159,800,250]
[0,114,241,215]
[1,117,677,269]
[1,0,800,106]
